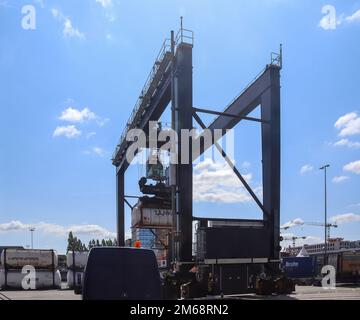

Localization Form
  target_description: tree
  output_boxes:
[87,238,118,249]
[67,231,88,252]
[67,231,75,252]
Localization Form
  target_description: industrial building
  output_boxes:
[285,238,360,256]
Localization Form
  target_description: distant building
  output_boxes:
[285,238,360,256]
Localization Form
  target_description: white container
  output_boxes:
[66,270,84,288]
[0,268,5,289]
[132,205,173,229]
[0,249,58,269]
[66,251,88,268]
[0,269,61,289]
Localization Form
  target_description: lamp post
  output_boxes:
[29,227,35,249]
[320,164,330,265]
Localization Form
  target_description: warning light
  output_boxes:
[134,241,141,248]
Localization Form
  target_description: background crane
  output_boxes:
[303,222,338,240]
[280,236,307,247]
[281,221,338,240]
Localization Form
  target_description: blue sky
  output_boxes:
[0,0,359,253]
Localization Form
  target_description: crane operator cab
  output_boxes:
[82,247,162,300]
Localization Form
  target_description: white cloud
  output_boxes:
[242,161,251,169]
[0,220,116,238]
[53,125,81,138]
[58,106,108,127]
[63,18,85,39]
[51,8,85,40]
[96,0,112,8]
[330,213,360,225]
[85,147,107,157]
[335,112,360,137]
[332,176,349,184]
[344,160,360,174]
[281,233,322,248]
[333,139,360,148]
[51,8,59,18]
[86,132,97,139]
[193,158,260,204]
[96,117,110,127]
[281,218,304,230]
[59,107,96,123]
[299,236,323,246]
[93,147,106,157]
[300,165,313,174]
[0,220,27,232]
[345,9,360,23]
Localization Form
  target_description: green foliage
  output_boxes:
[66,231,87,252]
[67,231,118,252]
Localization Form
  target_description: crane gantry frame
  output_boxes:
[112,22,283,288]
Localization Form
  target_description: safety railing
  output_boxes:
[113,27,195,163]
[175,28,194,47]
[113,39,172,161]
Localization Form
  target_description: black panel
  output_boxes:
[204,227,271,259]
[215,264,249,295]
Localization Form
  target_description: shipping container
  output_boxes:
[282,256,317,279]
[0,249,58,269]
[340,253,360,273]
[67,270,84,288]
[132,205,173,229]
[66,251,88,269]
[0,269,61,289]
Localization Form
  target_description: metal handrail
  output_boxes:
[175,28,194,47]
[113,38,172,160]
[113,27,195,162]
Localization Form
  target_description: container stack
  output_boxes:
[66,251,88,290]
[0,249,61,290]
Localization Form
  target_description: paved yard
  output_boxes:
[1,285,359,300]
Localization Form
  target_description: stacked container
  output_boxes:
[66,251,88,291]
[0,249,61,290]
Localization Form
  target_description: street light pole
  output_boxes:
[320,164,330,266]
[29,227,35,249]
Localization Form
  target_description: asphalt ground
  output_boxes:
[1,284,359,300]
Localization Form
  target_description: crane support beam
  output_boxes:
[193,107,266,123]
[173,43,194,263]
[116,167,125,246]
[192,111,269,219]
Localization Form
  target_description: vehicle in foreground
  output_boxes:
[82,247,161,300]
